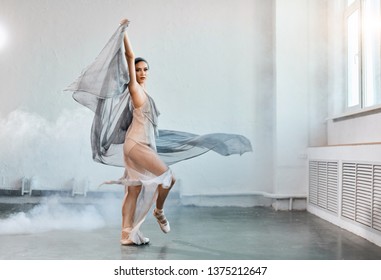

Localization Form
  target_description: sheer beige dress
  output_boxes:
[121,91,173,244]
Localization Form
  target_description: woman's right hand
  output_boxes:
[120,18,130,26]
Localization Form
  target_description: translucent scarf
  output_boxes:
[65,24,252,167]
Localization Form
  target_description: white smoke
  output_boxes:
[0,109,124,234]
[0,195,122,235]
[0,108,123,190]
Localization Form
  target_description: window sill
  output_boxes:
[327,104,381,122]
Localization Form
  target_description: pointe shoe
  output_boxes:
[153,208,170,233]
[121,228,150,245]
[120,228,134,246]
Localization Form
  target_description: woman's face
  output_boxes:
[135,61,149,84]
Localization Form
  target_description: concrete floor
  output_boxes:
[1,196,381,260]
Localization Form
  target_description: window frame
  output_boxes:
[345,0,362,111]
[344,0,381,112]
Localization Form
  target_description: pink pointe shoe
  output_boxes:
[120,228,149,245]
[153,208,170,233]
[120,228,134,246]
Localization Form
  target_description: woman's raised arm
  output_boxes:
[120,19,145,107]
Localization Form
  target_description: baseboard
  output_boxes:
[180,194,307,209]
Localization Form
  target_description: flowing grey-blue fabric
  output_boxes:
[65,24,252,167]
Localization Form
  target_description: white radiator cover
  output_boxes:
[308,144,381,247]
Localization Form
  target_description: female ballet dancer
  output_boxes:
[118,18,175,245]
[66,18,252,246]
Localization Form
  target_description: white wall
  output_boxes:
[0,0,271,202]
[328,112,381,145]
[275,0,308,196]
[273,0,328,196]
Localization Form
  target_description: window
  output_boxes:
[345,0,381,110]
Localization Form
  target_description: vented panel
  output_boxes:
[318,162,328,208]
[309,160,338,214]
[312,159,381,234]
[341,162,381,232]
[356,164,372,226]
[309,161,318,205]
[327,162,338,213]
[342,163,356,220]
[373,165,381,231]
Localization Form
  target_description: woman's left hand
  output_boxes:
[120,18,130,26]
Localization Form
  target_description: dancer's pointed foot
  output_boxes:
[153,208,170,233]
[120,228,150,245]
[120,228,134,245]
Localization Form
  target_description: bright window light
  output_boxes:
[0,24,8,50]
